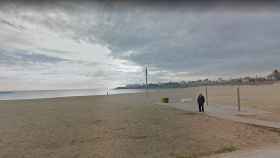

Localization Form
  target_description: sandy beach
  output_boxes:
[2,1,280,157]
[0,92,280,158]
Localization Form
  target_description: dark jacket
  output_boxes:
[197,95,205,105]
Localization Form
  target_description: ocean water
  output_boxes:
[0,89,150,100]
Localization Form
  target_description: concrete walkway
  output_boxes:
[205,145,280,158]
[156,102,280,158]
[157,102,280,129]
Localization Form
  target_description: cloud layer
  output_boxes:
[0,1,280,90]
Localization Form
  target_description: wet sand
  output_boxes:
[0,93,280,158]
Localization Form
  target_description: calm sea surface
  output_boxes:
[0,89,152,100]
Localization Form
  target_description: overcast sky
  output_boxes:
[1,1,280,90]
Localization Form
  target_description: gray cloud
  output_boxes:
[81,10,280,77]
[0,19,25,31]
[1,2,280,90]
[4,5,280,74]
[0,48,67,66]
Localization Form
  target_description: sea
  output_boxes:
[0,89,152,100]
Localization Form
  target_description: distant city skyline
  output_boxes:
[1,1,280,90]
[117,69,280,89]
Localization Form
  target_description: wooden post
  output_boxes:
[193,88,197,111]
[144,66,149,103]
[237,87,241,111]
[205,86,208,106]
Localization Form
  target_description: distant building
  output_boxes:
[230,78,242,84]
[242,77,250,83]
[241,77,256,84]
[267,69,280,80]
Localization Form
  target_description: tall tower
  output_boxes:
[145,66,148,89]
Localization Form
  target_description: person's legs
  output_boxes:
[201,104,204,112]
[198,104,202,112]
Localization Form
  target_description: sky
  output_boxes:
[1,0,280,90]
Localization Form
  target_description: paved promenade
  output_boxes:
[157,102,280,129]
[205,145,280,158]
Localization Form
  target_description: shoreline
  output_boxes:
[0,88,154,101]
[1,83,278,101]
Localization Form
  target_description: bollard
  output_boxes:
[161,97,169,103]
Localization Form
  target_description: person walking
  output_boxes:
[197,93,205,112]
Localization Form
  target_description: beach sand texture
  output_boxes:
[0,93,280,158]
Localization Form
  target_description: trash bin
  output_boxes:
[161,97,169,103]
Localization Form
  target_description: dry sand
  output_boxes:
[0,93,280,158]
